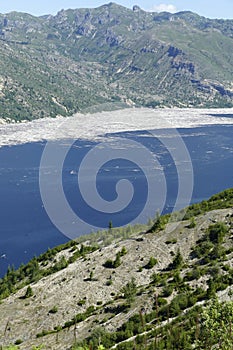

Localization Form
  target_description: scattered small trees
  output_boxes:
[144,257,158,269]
[89,271,94,281]
[206,278,216,299]
[168,249,183,270]
[103,247,127,269]
[120,246,127,256]
[24,285,33,299]
[147,212,169,233]
[188,217,196,228]
[49,305,58,314]
[150,272,161,284]
[108,221,113,234]
[208,222,228,243]
[121,277,137,306]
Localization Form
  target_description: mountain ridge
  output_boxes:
[0,3,233,121]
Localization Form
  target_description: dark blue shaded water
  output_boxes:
[0,124,233,276]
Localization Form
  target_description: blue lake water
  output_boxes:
[0,124,233,276]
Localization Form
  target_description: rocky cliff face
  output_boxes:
[0,3,233,121]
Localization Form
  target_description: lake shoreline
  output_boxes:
[0,107,233,147]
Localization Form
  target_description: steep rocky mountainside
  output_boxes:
[0,189,233,349]
[0,3,233,121]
